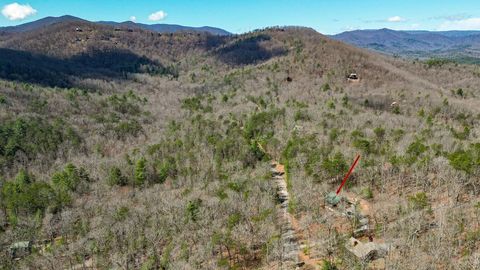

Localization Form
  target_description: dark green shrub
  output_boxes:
[448,150,477,174]
[0,117,81,168]
[443,98,449,106]
[425,58,449,68]
[156,163,169,184]
[465,229,480,251]
[134,157,147,186]
[248,140,269,162]
[350,129,364,139]
[431,143,444,156]
[28,98,48,113]
[50,164,89,211]
[408,192,429,210]
[326,100,336,109]
[203,105,213,113]
[227,181,246,193]
[392,106,401,115]
[406,139,428,157]
[281,135,317,165]
[418,108,425,117]
[403,139,429,165]
[114,206,130,221]
[155,158,176,184]
[353,138,374,154]
[426,114,434,126]
[51,163,89,192]
[304,150,322,176]
[108,92,142,115]
[186,199,202,222]
[361,187,373,199]
[247,95,268,109]
[243,108,285,141]
[455,112,471,123]
[114,120,143,139]
[287,99,308,109]
[392,129,405,142]
[322,260,338,270]
[321,152,348,178]
[373,127,386,141]
[181,96,203,112]
[221,94,229,103]
[294,110,310,121]
[213,136,238,162]
[451,125,471,140]
[329,128,340,142]
[456,88,464,97]
[215,188,228,200]
[1,170,54,221]
[14,169,33,185]
[107,166,127,186]
[321,83,331,92]
[227,213,242,230]
[51,187,73,212]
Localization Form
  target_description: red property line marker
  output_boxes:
[336,155,361,195]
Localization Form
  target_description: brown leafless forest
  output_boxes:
[1,22,480,269]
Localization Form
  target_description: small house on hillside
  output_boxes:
[348,73,359,82]
[346,237,390,262]
[9,241,32,259]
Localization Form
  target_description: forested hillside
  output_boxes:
[1,21,480,269]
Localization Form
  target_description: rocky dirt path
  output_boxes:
[270,161,321,269]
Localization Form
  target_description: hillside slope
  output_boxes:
[0,15,86,33]
[1,25,480,269]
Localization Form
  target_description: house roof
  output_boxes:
[10,241,31,249]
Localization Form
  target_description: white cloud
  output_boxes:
[148,10,167,21]
[438,18,480,30]
[387,16,406,23]
[1,2,37,20]
[130,16,136,22]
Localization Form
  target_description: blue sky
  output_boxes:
[1,0,480,34]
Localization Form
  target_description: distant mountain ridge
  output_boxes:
[403,30,480,38]
[330,28,480,62]
[0,15,231,36]
[98,21,231,36]
[0,15,86,33]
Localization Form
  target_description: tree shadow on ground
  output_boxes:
[0,48,170,88]
[212,34,287,66]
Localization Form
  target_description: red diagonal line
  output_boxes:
[336,155,361,195]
